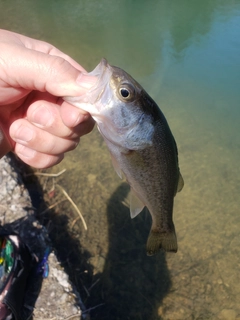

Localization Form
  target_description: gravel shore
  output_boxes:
[0,154,86,320]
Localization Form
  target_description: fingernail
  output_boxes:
[16,145,36,158]
[14,126,34,143]
[76,73,97,89]
[32,106,53,127]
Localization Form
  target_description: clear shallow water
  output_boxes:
[1,1,240,319]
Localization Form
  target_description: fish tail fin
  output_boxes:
[146,228,178,255]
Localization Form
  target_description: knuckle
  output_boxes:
[48,56,72,77]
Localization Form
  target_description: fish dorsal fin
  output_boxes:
[111,155,123,179]
[130,189,145,219]
[177,172,184,193]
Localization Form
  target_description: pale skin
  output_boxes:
[0,29,96,168]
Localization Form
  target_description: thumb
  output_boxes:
[0,42,95,97]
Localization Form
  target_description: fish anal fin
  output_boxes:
[177,172,184,193]
[146,228,178,255]
[130,189,145,219]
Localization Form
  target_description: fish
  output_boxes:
[64,58,184,255]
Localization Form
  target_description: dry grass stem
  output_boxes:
[64,313,81,320]
[56,184,87,230]
[121,199,130,208]
[70,217,80,229]
[83,303,105,313]
[26,169,66,177]
[40,199,68,214]
[88,278,100,291]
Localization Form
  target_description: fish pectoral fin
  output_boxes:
[111,155,123,179]
[130,189,145,218]
[124,116,154,150]
[146,228,178,255]
[177,172,184,193]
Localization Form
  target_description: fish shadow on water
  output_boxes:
[88,182,171,320]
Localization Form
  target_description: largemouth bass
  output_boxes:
[64,59,184,255]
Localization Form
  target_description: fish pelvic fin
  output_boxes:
[130,188,145,218]
[146,228,178,255]
[111,154,123,179]
[177,171,184,193]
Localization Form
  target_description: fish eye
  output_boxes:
[118,84,135,100]
[120,88,130,98]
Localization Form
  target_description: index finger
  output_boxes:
[1,29,87,73]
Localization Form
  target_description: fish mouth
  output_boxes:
[63,58,112,115]
[86,58,112,105]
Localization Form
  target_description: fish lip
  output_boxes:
[87,58,112,104]
[64,58,112,112]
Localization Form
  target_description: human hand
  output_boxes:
[0,29,96,168]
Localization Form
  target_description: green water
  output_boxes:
[1,1,240,319]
